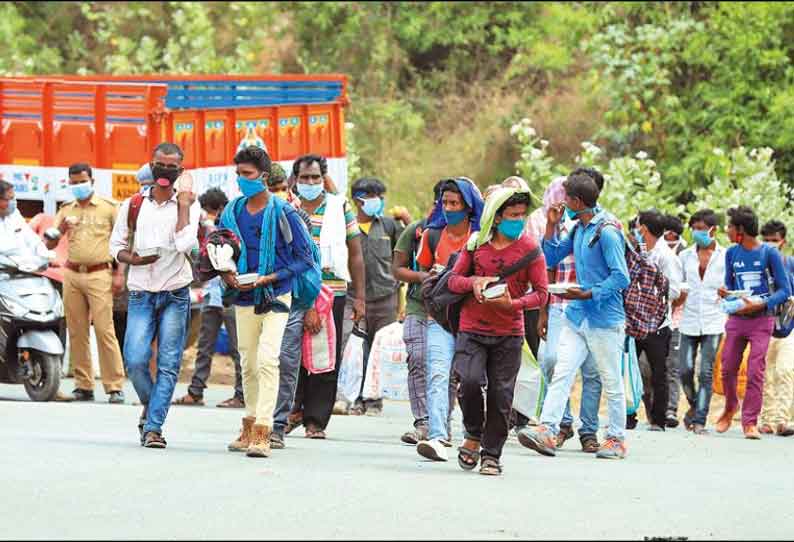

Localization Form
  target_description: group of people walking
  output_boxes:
[1,140,792,477]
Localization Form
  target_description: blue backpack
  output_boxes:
[760,245,794,338]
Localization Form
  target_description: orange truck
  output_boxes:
[0,74,350,218]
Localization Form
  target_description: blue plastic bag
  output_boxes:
[621,336,644,416]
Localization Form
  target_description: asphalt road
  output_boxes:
[3,379,793,540]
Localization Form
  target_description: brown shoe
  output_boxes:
[715,409,737,434]
[217,396,245,409]
[555,425,575,449]
[580,434,600,453]
[743,425,762,440]
[246,424,272,457]
[228,416,255,452]
[776,423,794,437]
[172,393,205,406]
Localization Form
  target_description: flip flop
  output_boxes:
[457,446,480,471]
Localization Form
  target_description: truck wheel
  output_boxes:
[23,351,62,402]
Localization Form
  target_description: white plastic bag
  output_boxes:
[512,340,545,420]
[337,324,366,403]
[363,321,409,401]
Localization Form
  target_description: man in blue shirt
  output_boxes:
[220,146,320,458]
[716,206,790,440]
[518,171,631,460]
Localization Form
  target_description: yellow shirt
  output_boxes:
[359,222,372,235]
[54,195,118,264]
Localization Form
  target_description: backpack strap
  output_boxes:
[127,192,145,234]
[497,246,542,279]
[426,227,443,264]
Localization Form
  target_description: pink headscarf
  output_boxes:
[543,176,567,214]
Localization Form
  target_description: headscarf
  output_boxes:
[425,177,485,232]
[467,186,531,251]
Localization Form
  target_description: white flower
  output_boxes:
[635,151,648,160]
[713,148,725,156]
[521,117,531,125]
[540,139,549,148]
[530,148,543,160]
[510,125,520,136]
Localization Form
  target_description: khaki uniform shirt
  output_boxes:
[54,195,118,265]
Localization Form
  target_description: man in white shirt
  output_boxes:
[0,181,51,259]
[630,209,684,431]
[109,143,201,449]
[676,209,726,434]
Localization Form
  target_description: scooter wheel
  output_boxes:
[23,351,61,402]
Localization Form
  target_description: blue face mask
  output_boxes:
[360,197,384,217]
[692,230,712,248]
[71,182,94,201]
[297,182,324,201]
[444,209,468,226]
[237,175,266,197]
[497,218,525,240]
[633,229,644,245]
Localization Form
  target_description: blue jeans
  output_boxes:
[679,333,721,426]
[426,320,456,441]
[124,287,191,434]
[540,316,626,440]
[539,304,602,436]
[272,306,306,436]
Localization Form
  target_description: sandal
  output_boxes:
[305,425,326,439]
[457,445,480,471]
[217,396,245,409]
[172,393,205,406]
[285,411,304,435]
[479,456,502,476]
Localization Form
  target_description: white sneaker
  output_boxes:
[417,439,448,462]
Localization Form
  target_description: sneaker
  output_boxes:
[401,426,428,445]
[333,400,350,415]
[648,424,665,432]
[108,391,125,404]
[416,439,448,462]
[364,400,383,417]
[71,388,95,402]
[143,431,167,449]
[517,425,557,457]
[270,431,286,450]
[138,406,148,445]
[439,436,453,448]
[596,437,627,459]
[580,434,600,453]
[349,399,365,416]
[555,425,575,449]
[665,415,679,428]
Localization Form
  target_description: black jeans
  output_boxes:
[189,307,242,400]
[293,295,346,430]
[634,327,672,427]
[454,332,523,460]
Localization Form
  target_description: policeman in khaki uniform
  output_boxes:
[44,163,127,403]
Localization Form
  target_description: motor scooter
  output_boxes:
[0,251,65,401]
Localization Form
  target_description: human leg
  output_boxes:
[188,307,223,398]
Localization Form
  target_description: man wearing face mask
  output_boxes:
[0,181,51,258]
[677,209,726,434]
[44,163,126,404]
[348,177,404,416]
[758,220,794,437]
[109,143,201,449]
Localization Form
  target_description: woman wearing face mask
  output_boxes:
[442,187,549,476]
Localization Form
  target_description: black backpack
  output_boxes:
[420,244,542,335]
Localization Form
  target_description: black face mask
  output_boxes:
[151,164,181,184]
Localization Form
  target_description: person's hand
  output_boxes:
[352,297,366,322]
[128,252,160,266]
[304,308,322,335]
[111,273,126,296]
[558,287,591,300]
[221,271,240,290]
[735,298,766,316]
[59,217,79,235]
[472,276,499,303]
[176,190,196,207]
[547,203,564,227]
[537,307,549,341]
[717,286,729,299]
[254,274,276,289]
[483,289,513,311]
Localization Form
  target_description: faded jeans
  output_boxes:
[679,333,721,426]
[272,306,307,437]
[540,316,626,440]
[538,304,602,436]
[426,320,456,441]
[124,287,190,434]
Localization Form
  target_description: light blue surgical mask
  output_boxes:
[237,175,266,197]
[444,209,468,226]
[3,198,16,216]
[633,229,644,245]
[70,182,94,201]
[297,182,324,201]
[497,218,525,240]
[564,205,592,221]
[360,197,384,217]
[692,230,713,249]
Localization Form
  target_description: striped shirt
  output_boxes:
[309,195,360,295]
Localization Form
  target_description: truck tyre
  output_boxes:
[24,351,61,402]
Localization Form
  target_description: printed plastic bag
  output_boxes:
[512,340,546,420]
[712,336,749,399]
[362,321,407,401]
[621,336,644,415]
[302,285,337,374]
[337,324,366,403]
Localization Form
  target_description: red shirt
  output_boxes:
[448,234,549,337]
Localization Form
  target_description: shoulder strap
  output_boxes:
[127,192,145,233]
[498,246,542,279]
[427,228,443,262]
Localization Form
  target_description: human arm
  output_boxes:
[588,227,630,302]
[174,199,200,254]
[661,248,684,303]
[447,249,498,301]
[508,255,550,312]
[109,199,159,266]
[764,248,791,311]
[347,235,366,321]
[392,225,429,284]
